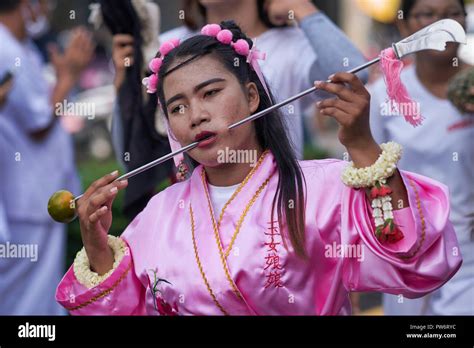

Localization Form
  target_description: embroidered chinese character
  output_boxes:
[264,270,284,288]
[264,253,283,270]
[263,220,285,290]
[264,240,281,253]
[265,221,280,237]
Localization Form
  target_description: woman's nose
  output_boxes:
[189,102,211,128]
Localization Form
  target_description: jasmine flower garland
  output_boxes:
[342,142,404,243]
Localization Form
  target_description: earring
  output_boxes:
[176,160,189,181]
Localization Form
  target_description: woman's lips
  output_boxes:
[196,134,217,148]
[195,131,217,148]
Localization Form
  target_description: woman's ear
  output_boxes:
[245,82,260,114]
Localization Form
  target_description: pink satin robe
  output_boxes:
[56,152,462,315]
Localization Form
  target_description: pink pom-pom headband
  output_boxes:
[141,38,180,94]
[142,23,270,99]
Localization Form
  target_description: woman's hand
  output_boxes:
[265,0,318,25]
[112,34,134,91]
[317,73,409,208]
[315,72,381,167]
[76,171,128,275]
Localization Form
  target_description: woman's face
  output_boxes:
[162,54,260,167]
[398,0,467,62]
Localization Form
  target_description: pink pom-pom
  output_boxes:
[169,38,180,47]
[232,39,249,56]
[160,42,174,56]
[202,23,221,37]
[216,29,233,44]
[149,58,162,73]
[200,24,211,35]
[160,40,177,56]
[142,76,157,94]
[149,74,158,88]
[144,74,158,93]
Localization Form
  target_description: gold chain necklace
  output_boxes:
[190,150,273,314]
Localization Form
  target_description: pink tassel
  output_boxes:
[379,48,423,127]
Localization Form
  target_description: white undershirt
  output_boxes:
[207,182,240,218]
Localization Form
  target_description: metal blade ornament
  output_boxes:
[392,19,466,58]
[48,19,466,223]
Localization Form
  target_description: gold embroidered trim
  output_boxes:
[192,150,273,314]
[191,175,273,314]
[190,205,229,315]
[66,260,132,311]
[400,178,426,259]
[201,173,273,301]
[201,149,270,257]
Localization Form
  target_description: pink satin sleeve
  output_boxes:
[341,169,462,298]
[55,238,147,315]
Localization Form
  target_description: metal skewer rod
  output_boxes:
[73,57,381,202]
[228,57,380,129]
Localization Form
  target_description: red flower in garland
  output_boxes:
[382,224,404,243]
[370,183,393,199]
[387,227,404,243]
[376,219,404,244]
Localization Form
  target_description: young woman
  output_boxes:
[369,0,473,315]
[110,0,369,220]
[56,21,461,315]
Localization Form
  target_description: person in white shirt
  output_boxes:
[0,0,93,314]
[369,0,473,315]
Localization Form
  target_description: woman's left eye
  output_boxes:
[204,89,220,98]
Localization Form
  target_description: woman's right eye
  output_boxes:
[171,105,185,114]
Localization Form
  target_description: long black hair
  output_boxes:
[155,21,308,258]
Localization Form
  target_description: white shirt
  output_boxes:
[0,24,74,315]
[0,24,80,222]
[207,182,240,218]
